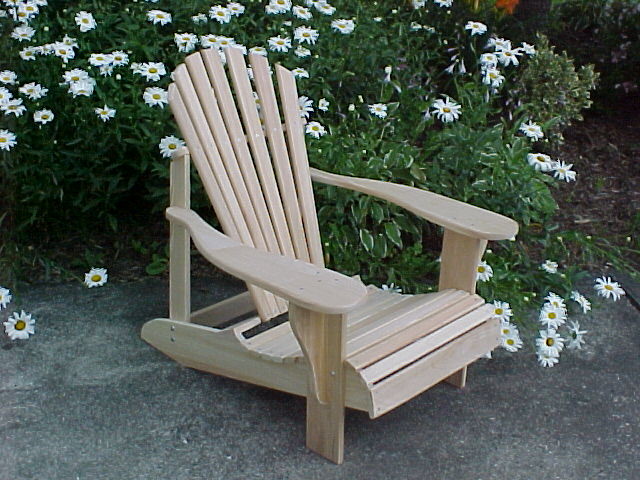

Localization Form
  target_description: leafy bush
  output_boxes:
[0,0,632,364]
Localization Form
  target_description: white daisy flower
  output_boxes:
[318,98,329,111]
[487,37,512,51]
[191,13,208,24]
[291,67,309,78]
[298,96,314,118]
[16,47,34,60]
[249,46,268,57]
[0,287,11,309]
[294,46,311,57]
[500,321,519,338]
[75,11,97,32]
[412,0,427,7]
[159,135,186,158]
[570,291,591,314]
[465,21,487,36]
[0,70,18,85]
[62,35,79,48]
[492,301,513,322]
[268,0,292,12]
[521,42,536,55]
[268,36,292,53]
[0,129,16,151]
[501,332,522,352]
[143,87,169,108]
[3,310,35,341]
[0,87,12,105]
[519,121,544,140]
[552,161,577,182]
[368,103,388,118]
[527,153,553,172]
[540,260,558,274]
[294,26,319,45]
[537,350,559,368]
[63,69,90,84]
[594,276,625,301]
[381,283,402,294]
[539,304,566,329]
[498,47,523,67]
[227,2,245,15]
[1,98,27,117]
[11,25,36,42]
[84,267,108,288]
[536,329,564,357]
[111,51,129,66]
[292,5,312,19]
[95,105,116,122]
[147,9,172,26]
[476,261,493,282]
[480,53,498,68]
[305,121,326,138]
[331,19,355,34]
[68,78,95,97]
[434,0,453,7]
[19,82,47,100]
[137,62,166,82]
[431,97,462,123]
[316,3,336,15]
[482,67,504,88]
[16,3,39,21]
[566,321,587,350]
[33,109,54,124]
[265,4,281,14]
[209,5,232,23]
[52,42,75,62]
[174,33,199,53]
[88,53,114,67]
[544,292,566,310]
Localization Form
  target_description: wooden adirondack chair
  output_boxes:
[141,47,518,464]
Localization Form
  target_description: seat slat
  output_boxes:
[168,83,275,319]
[250,53,311,263]
[346,287,411,329]
[173,65,281,318]
[348,294,485,370]
[346,290,469,356]
[360,306,493,384]
[275,63,324,267]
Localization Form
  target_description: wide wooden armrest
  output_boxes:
[310,168,518,241]
[166,207,368,314]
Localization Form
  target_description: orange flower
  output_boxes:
[495,0,519,14]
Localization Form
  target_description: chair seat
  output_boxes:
[245,286,499,417]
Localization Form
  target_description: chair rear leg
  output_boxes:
[445,366,467,388]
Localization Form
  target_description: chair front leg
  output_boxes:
[289,303,347,464]
[438,228,488,388]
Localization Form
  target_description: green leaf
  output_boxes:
[384,222,403,248]
[359,228,374,252]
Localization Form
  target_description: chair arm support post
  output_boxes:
[289,304,346,464]
[438,229,487,294]
[169,148,191,323]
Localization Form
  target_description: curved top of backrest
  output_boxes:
[168,47,324,321]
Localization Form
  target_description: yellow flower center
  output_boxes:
[477,266,485,273]
[548,312,556,319]
[149,68,157,73]
[15,320,26,330]
[91,274,102,282]
[0,138,6,143]
[41,114,49,119]
[152,94,161,99]
[546,338,554,347]
[604,285,613,291]
[495,308,503,315]
[502,328,510,335]
[443,107,451,113]
[60,49,67,54]
[506,338,514,345]
[82,18,89,23]
[168,143,176,149]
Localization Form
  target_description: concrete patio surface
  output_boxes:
[1,274,638,480]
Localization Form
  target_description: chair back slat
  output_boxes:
[275,64,325,267]
[183,53,287,315]
[249,53,311,263]
[168,80,279,319]
[169,48,325,321]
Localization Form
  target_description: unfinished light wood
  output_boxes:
[310,168,518,241]
[290,304,346,464]
[169,147,191,323]
[143,47,517,465]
